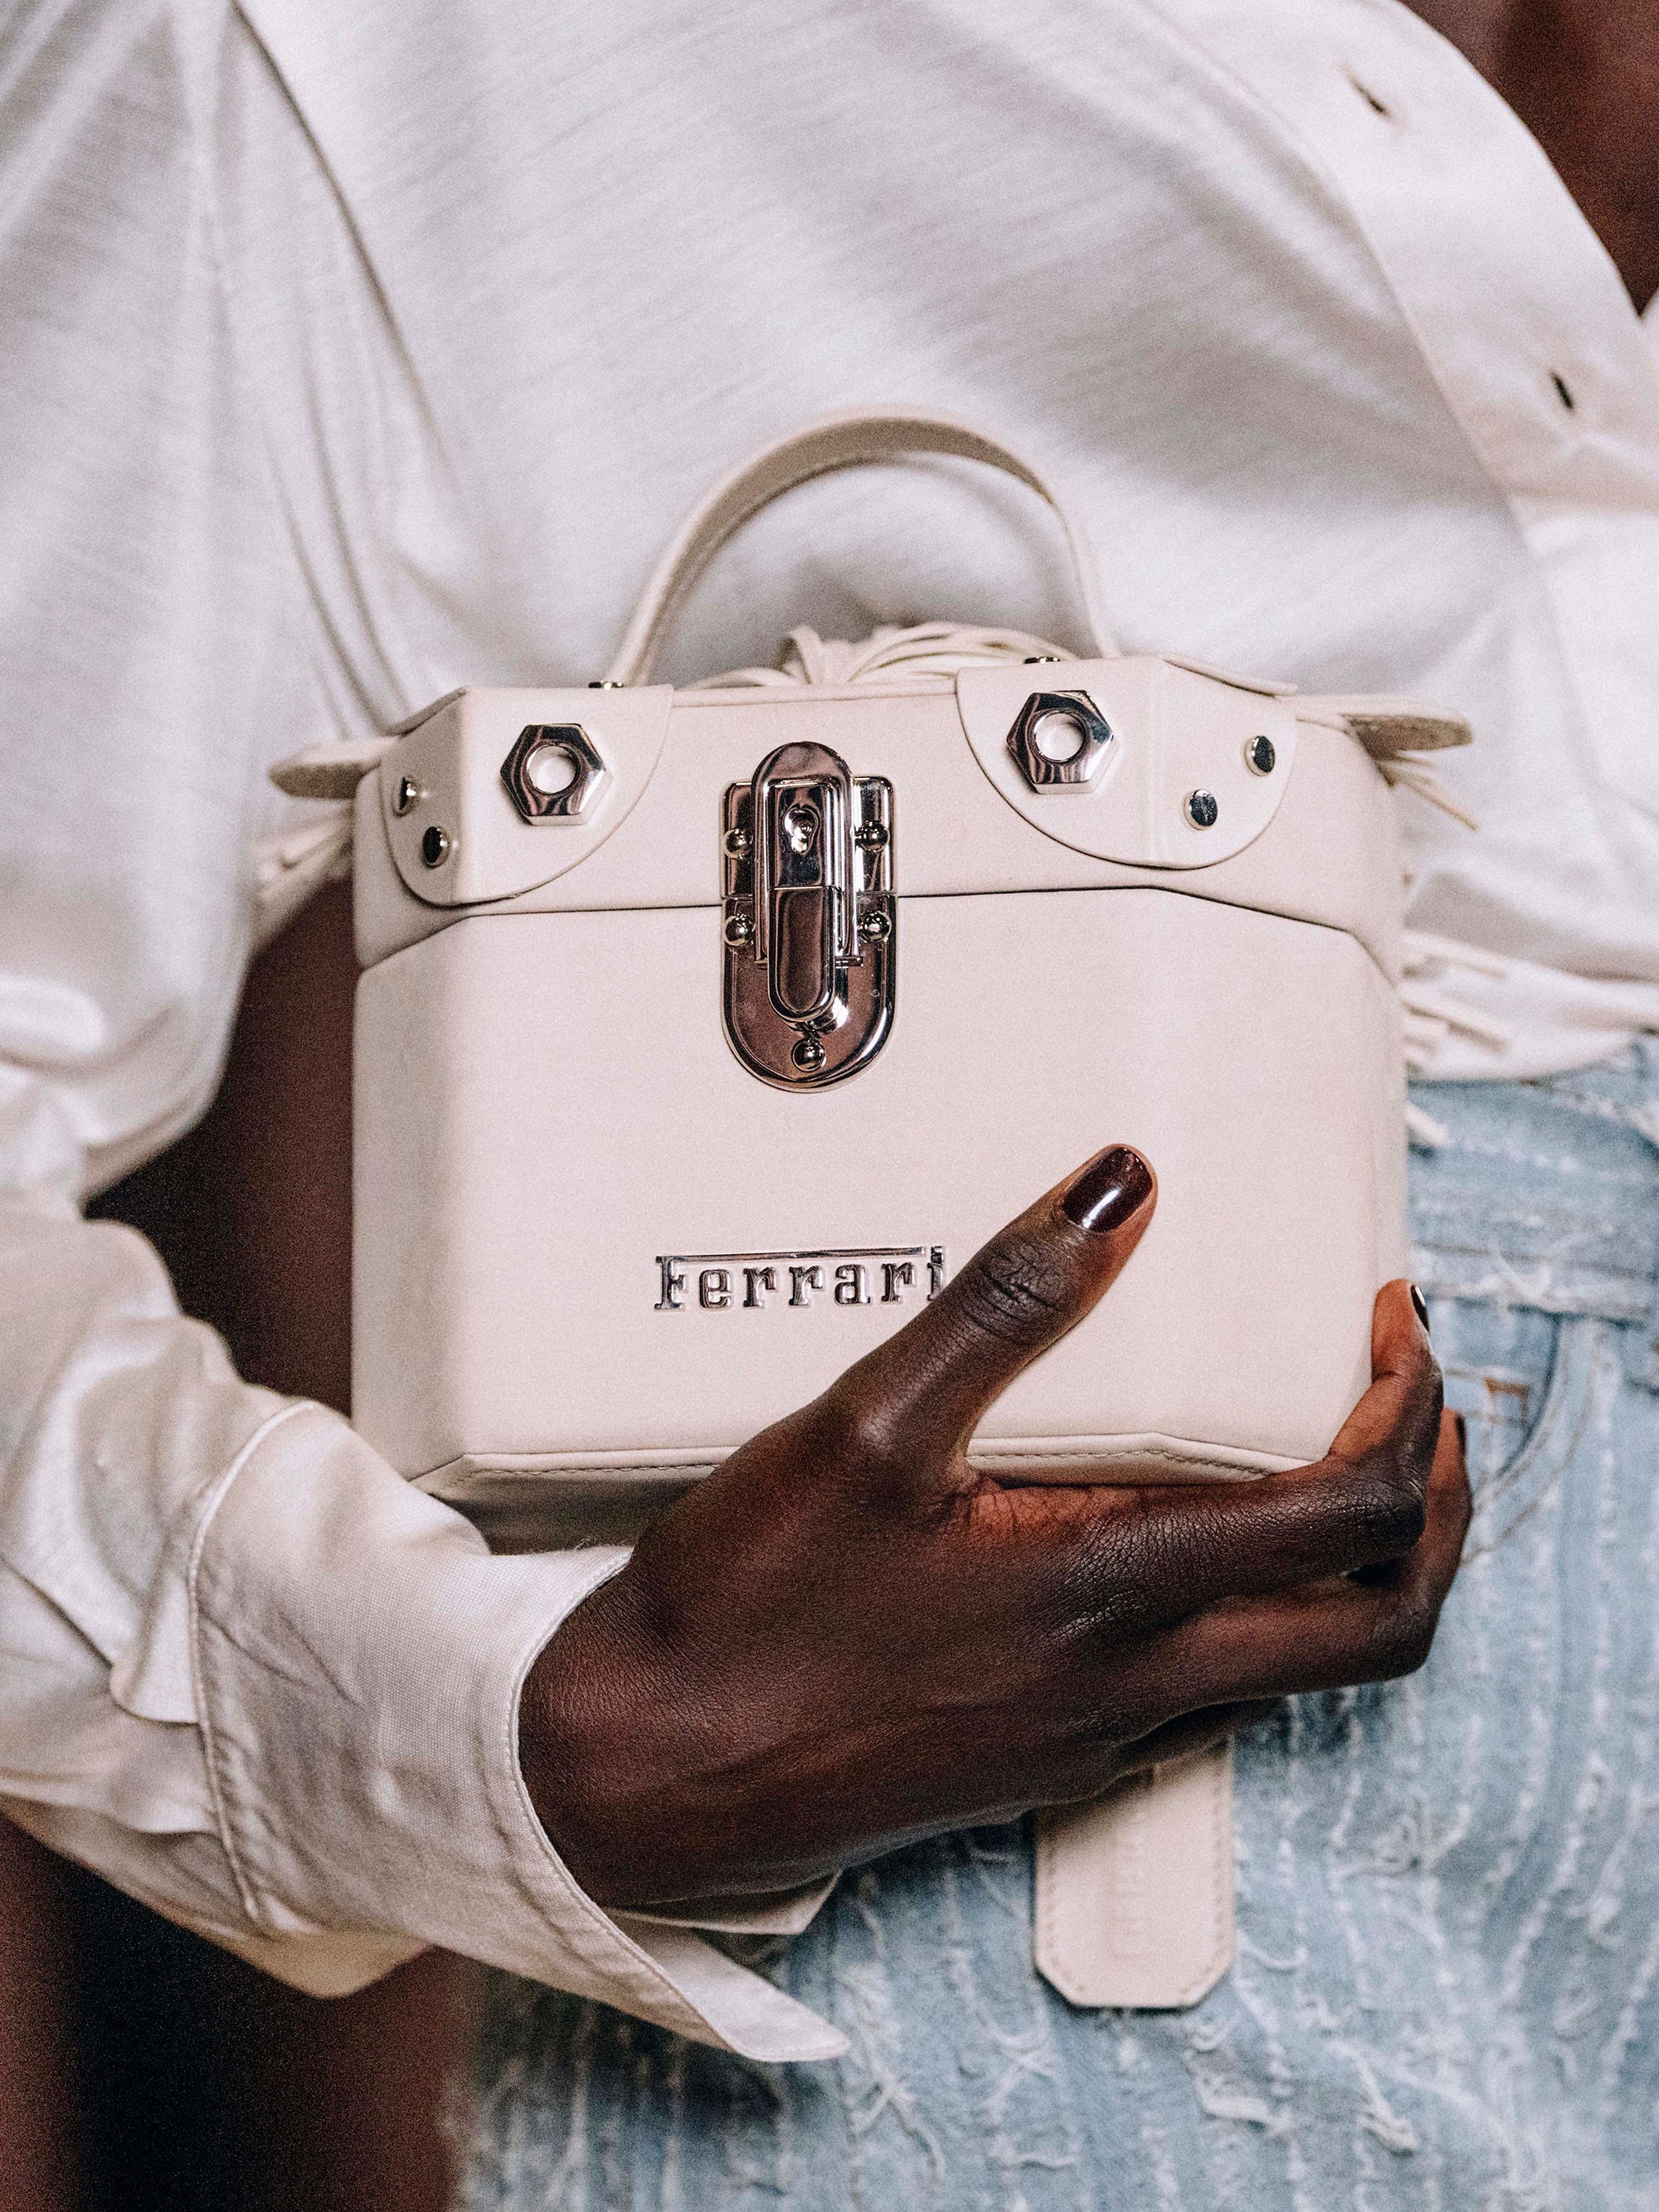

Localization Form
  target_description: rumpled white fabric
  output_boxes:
[1,0,1657,2061]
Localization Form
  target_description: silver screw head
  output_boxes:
[791,1033,827,1072]
[854,819,888,848]
[860,905,892,942]
[1244,734,1277,776]
[392,774,421,817]
[421,824,450,866]
[722,909,755,947]
[723,825,752,858]
[1185,789,1219,829]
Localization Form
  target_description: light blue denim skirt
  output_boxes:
[461,1047,1659,2211]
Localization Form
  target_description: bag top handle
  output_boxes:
[602,408,1119,688]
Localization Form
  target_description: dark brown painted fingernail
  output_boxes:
[1410,1283,1430,1331]
[1061,1146,1154,1235]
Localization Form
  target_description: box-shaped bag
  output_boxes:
[320,413,1468,2009]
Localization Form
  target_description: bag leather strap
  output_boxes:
[1035,1741,1235,2010]
[603,408,1118,687]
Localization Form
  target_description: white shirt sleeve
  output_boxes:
[0,0,841,2063]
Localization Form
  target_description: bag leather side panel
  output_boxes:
[353,888,1401,1489]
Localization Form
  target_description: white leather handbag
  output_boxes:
[279,411,1468,2011]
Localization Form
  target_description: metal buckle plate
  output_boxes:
[722,742,894,1089]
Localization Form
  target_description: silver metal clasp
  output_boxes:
[721,742,893,1088]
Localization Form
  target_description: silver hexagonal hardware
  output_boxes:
[1005,690,1116,793]
[500,723,608,823]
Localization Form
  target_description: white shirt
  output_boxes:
[2,0,1656,2064]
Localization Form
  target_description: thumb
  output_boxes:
[832,1145,1157,1466]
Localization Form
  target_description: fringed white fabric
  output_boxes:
[251,810,354,951]
[1374,753,1479,831]
[690,620,1076,689]
[254,735,394,948]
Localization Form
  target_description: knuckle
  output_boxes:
[816,1386,907,1476]
[1049,1503,1164,1638]
[954,1230,1075,1348]
[1077,1571,1166,1648]
[1365,1593,1440,1680]
[1345,1461,1428,1558]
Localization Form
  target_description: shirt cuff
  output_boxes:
[189,1403,846,2061]
[625,1876,839,1937]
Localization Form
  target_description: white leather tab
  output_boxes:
[1034,1741,1234,2009]
[1296,693,1473,758]
[270,735,394,800]
[380,686,673,907]
[956,659,1298,868]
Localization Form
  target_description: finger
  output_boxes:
[1347,1403,1471,1590]
[826,1145,1157,1468]
[1155,1406,1471,1708]
[1114,1698,1282,1775]
[1014,1278,1443,1618]
[1325,1278,1442,1472]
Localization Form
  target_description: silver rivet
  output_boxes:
[392,774,421,817]
[723,825,752,858]
[723,910,755,947]
[791,1033,827,1072]
[860,905,892,942]
[1244,734,1277,776]
[421,824,450,866]
[854,819,888,848]
[1185,789,1219,829]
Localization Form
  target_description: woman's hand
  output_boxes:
[519,1146,1469,1910]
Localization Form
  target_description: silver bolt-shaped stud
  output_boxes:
[1185,789,1219,829]
[724,825,752,858]
[421,824,451,866]
[723,909,755,947]
[791,1033,827,1072]
[393,774,421,816]
[1244,734,1277,776]
[860,905,892,942]
[1006,689,1115,792]
[501,723,607,822]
